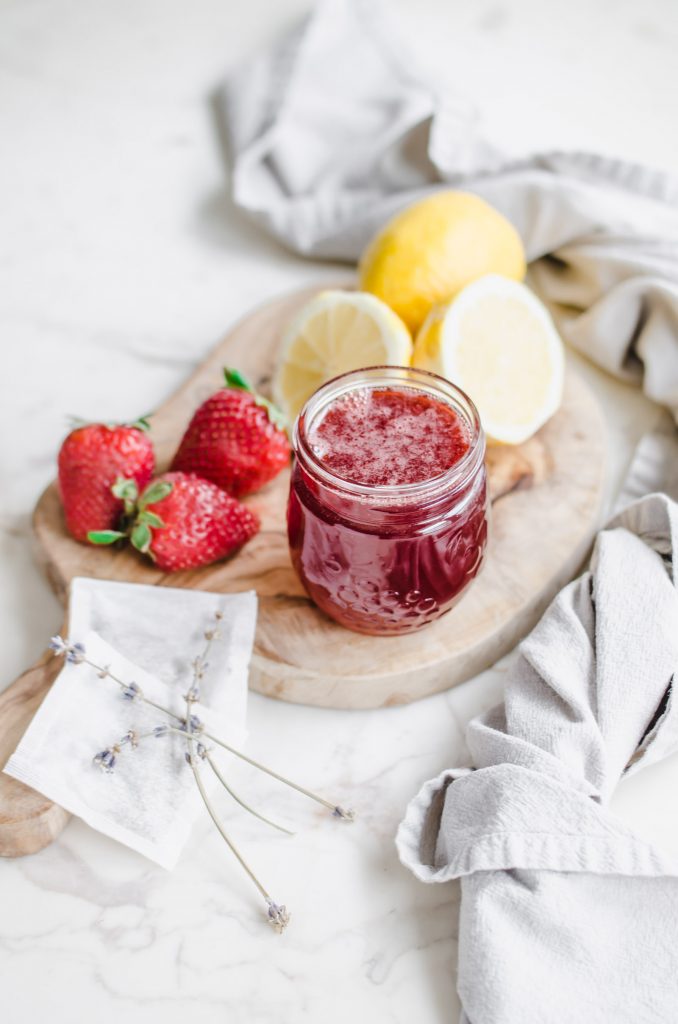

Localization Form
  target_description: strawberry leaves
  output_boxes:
[131,414,152,433]
[111,477,139,517]
[67,413,153,433]
[88,529,126,545]
[127,480,172,556]
[223,367,252,392]
[130,523,152,554]
[87,477,172,556]
[223,366,288,433]
[138,480,172,506]
[137,510,164,528]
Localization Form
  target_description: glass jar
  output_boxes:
[287,366,489,636]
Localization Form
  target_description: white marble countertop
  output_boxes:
[1,1,677,1021]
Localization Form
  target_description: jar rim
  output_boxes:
[292,365,485,501]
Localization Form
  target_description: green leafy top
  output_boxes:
[223,367,287,432]
[111,476,139,517]
[87,477,173,559]
[138,480,173,507]
[67,413,153,433]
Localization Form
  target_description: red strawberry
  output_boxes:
[58,418,155,542]
[170,368,291,497]
[90,472,259,572]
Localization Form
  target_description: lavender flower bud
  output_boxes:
[66,642,86,664]
[49,636,86,663]
[332,806,356,821]
[93,748,117,773]
[179,714,203,734]
[48,635,68,655]
[266,900,290,933]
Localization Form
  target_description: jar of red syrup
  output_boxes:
[287,366,489,636]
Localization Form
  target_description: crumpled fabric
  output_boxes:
[396,493,678,1023]
[219,0,678,419]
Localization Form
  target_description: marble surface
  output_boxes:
[1,1,677,1021]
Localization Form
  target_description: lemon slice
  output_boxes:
[273,290,413,422]
[413,275,565,444]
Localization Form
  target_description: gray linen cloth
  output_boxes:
[396,491,678,1023]
[220,0,678,420]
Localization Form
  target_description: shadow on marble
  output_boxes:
[193,90,352,271]
[366,814,461,1022]
[0,522,62,690]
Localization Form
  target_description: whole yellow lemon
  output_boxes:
[358,191,526,335]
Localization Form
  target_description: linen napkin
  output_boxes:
[219,0,678,421]
[396,492,678,1023]
[4,579,257,869]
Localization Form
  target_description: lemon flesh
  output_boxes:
[413,275,564,445]
[359,191,526,335]
[273,290,413,423]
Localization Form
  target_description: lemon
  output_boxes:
[359,191,526,335]
[413,275,564,445]
[273,290,413,422]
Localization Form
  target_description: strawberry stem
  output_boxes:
[128,479,172,555]
[223,366,287,431]
[111,477,139,518]
[66,413,153,433]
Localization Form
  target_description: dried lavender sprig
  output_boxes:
[186,743,261,892]
[161,724,354,821]
[92,727,167,772]
[83,657,183,722]
[50,630,291,932]
[203,752,294,836]
[49,637,182,722]
[185,616,222,704]
[49,636,86,664]
[49,634,355,820]
[184,720,289,932]
[200,730,355,821]
[180,622,290,931]
[188,624,350,821]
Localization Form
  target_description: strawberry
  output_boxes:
[57,418,155,542]
[89,472,259,572]
[170,368,291,497]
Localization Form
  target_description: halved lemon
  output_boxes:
[359,191,526,335]
[413,275,565,445]
[273,290,413,423]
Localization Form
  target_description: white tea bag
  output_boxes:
[4,579,257,869]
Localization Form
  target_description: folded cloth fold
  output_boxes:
[397,493,678,1023]
[219,0,678,420]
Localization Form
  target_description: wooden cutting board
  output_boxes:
[0,283,606,857]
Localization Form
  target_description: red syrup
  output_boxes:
[287,367,489,636]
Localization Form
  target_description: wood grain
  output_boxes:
[1,283,607,857]
[0,651,69,856]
